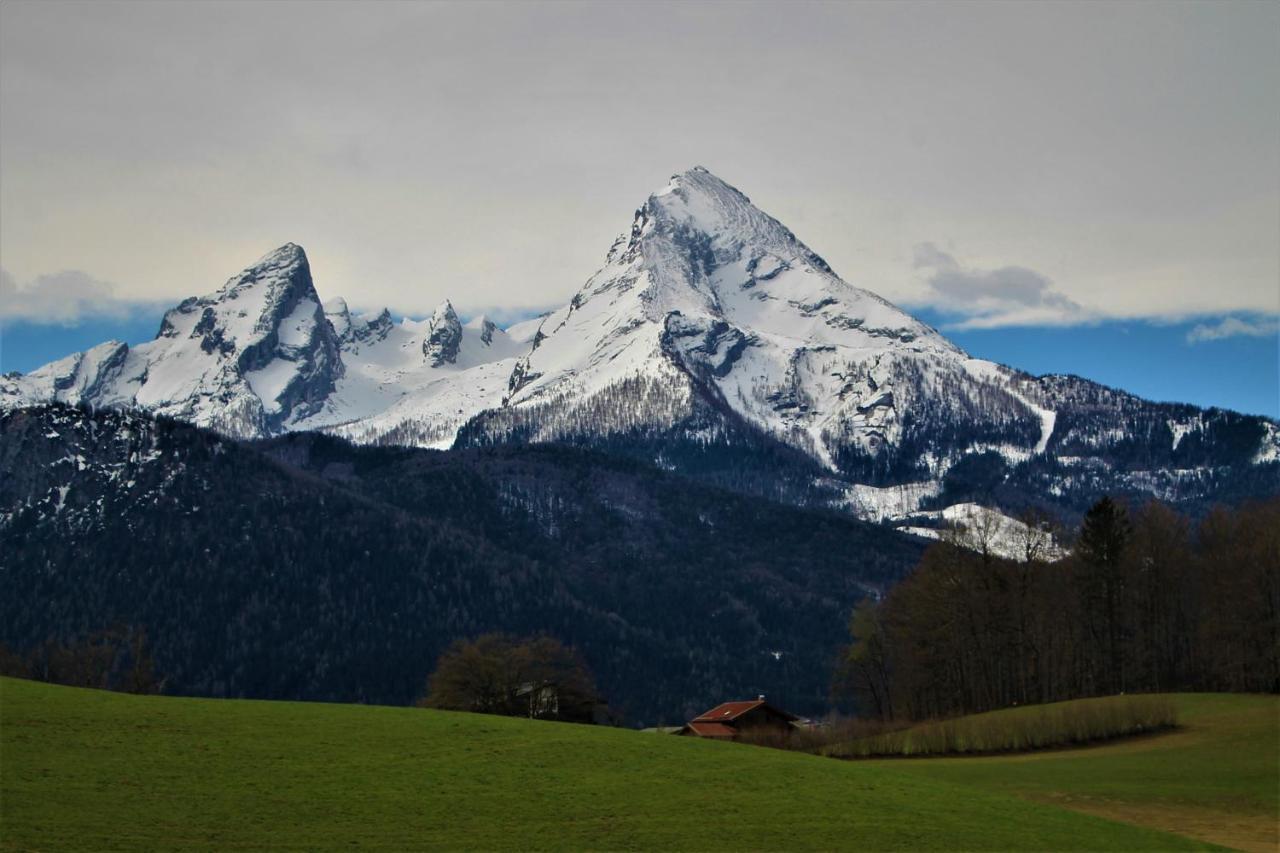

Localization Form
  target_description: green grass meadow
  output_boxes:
[869,693,1278,852]
[1,678,1272,851]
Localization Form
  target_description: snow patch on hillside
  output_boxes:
[900,502,1065,562]
[1168,417,1202,451]
[963,359,1056,454]
[1252,422,1279,464]
[843,481,942,522]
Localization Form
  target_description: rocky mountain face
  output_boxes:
[422,300,464,367]
[0,244,342,438]
[3,168,1276,526]
[0,404,921,724]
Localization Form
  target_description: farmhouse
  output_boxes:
[681,696,798,739]
[513,680,620,726]
[515,681,560,719]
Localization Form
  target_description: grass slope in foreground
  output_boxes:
[868,694,1279,853]
[0,678,1206,852]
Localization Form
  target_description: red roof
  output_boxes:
[684,721,737,738]
[691,699,798,723]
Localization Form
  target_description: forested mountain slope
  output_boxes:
[0,404,922,724]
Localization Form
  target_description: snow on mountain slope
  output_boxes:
[292,301,528,448]
[493,167,1048,474]
[1254,422,1280,464]
[139,243,343,434]
[505,314,549,344]
[962,358,1057,455]
[3,166,1276,528]
[1,244,344,438]
[0,340,135,410]
[0,244,534,446]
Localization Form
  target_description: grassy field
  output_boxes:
[0,678,1219,851]
[871,694,1279,853]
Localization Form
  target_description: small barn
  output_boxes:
[680,696,798,740]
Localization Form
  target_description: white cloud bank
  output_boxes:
[1186,315,1280,344]
[0,269,158,326]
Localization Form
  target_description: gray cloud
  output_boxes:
[0,268,157,325]
[912,243,1089,329]
[911,242,960,272]
[1186,315,1280,343]
[0,2,1276,324]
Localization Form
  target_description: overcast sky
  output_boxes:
[1,0,1277,333]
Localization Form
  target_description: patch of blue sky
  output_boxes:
[914,309,1278,418]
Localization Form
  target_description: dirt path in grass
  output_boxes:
[1036,796,1277,853]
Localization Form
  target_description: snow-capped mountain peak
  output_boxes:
[3,170,1276,527]
[500,166,965,468]
[644,165,812,260]
[287,296,530,449]
[646,167,956,348]
[325,298,393,348]
[423,299,464,366]
[322,297,352,336]
[465,314,500,346]
[141,241,341,435]
[2,242,342,438]
[213,241,309,297]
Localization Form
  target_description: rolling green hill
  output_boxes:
[870,694,1278,853]
[0,678,1231,851]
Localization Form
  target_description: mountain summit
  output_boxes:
[499,166,966,471]
[3,167,1276,523]
[2,243,342,436]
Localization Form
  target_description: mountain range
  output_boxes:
[4,167,1277,532]
[3,166,1277,721]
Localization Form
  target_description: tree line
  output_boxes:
[835,496,1279,721]
[0,624,162,695]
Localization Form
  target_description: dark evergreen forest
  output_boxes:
[0,405,922,726]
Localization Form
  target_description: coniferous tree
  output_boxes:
[1077,496,1132,693]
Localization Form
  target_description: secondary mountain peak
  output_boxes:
[465,314,499,345]
[430,298,458,322]
[424,300,463,366]
[0,242,343,438]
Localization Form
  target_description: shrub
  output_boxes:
[419,633,602,723]
[822,694,1177,758]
